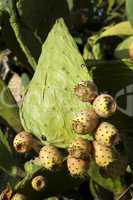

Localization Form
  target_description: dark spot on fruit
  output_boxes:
[37,180,42,187]
[16,144,22,150]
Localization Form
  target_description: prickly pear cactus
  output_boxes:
[20,18,92,148]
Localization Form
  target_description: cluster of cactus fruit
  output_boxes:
[71,81,127,177]
[11,80,127,198]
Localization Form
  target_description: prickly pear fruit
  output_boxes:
[95,122,120,146]
[31,175,46,191]
[13,131,34,153]
[102,155,127,178]
[68,138,92,159]
[93,141,114,167]
[67,156,89,176]
[72,109,99,134]
[93,94,117,118]
[39,145,63,171]
[11,193,26,200]
[74,81,98,103]
[129,42,133,60]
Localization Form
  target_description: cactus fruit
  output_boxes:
[68,138,92,159]
[72,109,99,134]
[13,131,40,153]
[11,193,26,200]
[31,175,46,191]
[67,156,89,176]
[129,42,133,60]
[39,145,63,171]
[74,81,98,103]
[93,94,117,118]
[102,155,127,178]
[93,141,114,167]
[95,122,120,146]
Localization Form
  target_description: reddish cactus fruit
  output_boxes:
[67,156,89,177]
[74,81,98,103]
[72,109,99,134]
[68,137,92,159]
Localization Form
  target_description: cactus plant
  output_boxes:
[0,2,131,198]
[17,18,125,198]
[20,19,92,148]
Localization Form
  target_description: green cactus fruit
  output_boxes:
[93,94,117,118]
[74,81,98,103]
[95,122,120,146]
[68,138,92,159]
[129,42,133,60]
[67,156,89,177]
[13,131,40,153]
[31,175,46,191]
[93,141,114,167]
[39,145,63,171]
[72,109,99,134]
[102,155,127,178]
[11,193,26,200]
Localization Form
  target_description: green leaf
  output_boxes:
[88,161,124,195]
[114,36,133,59]
[0,128,18,176]
[21,73,30,89]
[100,21,133,38]
[107,0,115,13]
[10,0,41,70]
[0,0,10,13]
[0,79,22,132]
[2,12,33,74]
[16,0,70,41]
[126,0,133,28]
[0,127,24,177]
[9,0,70,70]
[90,179,114,200]
[20,18,91,148]
[66,0,74,11]
[83,35,103,60]
[24,160,42,175]
[0,128,11,153]
[0,173,18,191]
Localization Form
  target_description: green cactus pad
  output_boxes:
[20,18,92,148]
